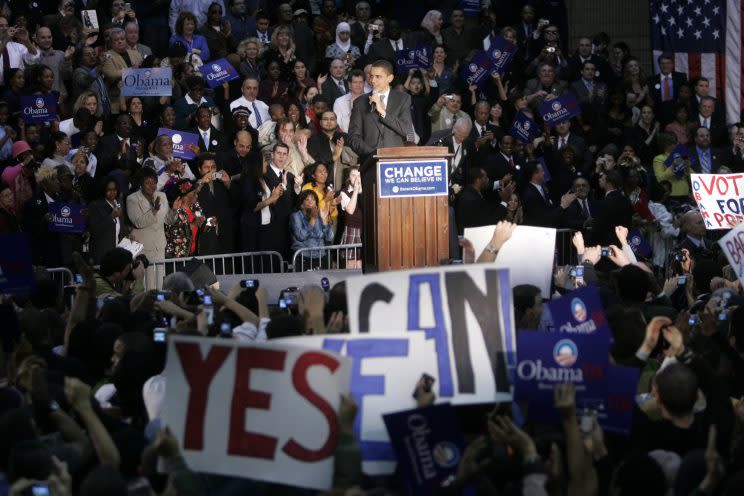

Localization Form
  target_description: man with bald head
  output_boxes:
[217,130,258,178]
[33,26,71,102]
[676,210,717,260]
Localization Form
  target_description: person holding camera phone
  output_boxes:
[195,152,233,255]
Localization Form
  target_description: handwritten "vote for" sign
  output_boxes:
[691,173,744,229]
[162,336,350,490]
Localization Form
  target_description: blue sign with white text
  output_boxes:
[0,233,35,294]
[460,51,493,88]
[21,94,57,123]
[199,58,240,88]
[513,331,609,423]
[487,35,517,76]
[378,160,448,198]
[539,93,581,126]
[121,68,173,97]
[157,128,199,160]
[600,365,639,435]
[394,44,432,73]
[510,112,540,144]
[461,0,480,16]
[384,404,465,495]
[547,286,611,342]
[48,202,86,234]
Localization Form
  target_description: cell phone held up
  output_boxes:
[412,373,436,400]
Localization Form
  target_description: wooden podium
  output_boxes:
[362,146,452,272]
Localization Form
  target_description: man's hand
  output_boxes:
[661,276,678,298]
[414,376,436,408]
[560,192,576,209]
[64,377,92,412]
[640,316,669,355]
[662,323,685,357]
[489,221,516,252]
[572,231,585,255]
[498,181,515,203]
[369,93,385,114]
[607,245,630,267]
[553,382,576,420]
[615,225,629,245]
[488,414,537,459]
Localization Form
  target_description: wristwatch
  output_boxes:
[484,244,498,254]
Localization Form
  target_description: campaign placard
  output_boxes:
[547,286,611,341]
[162,336,350,490]
[486,35,517,76]
[509,112,540,144]
[81,9,98,29]
[47,202,86,234]
[378,159,448,198]
[383,404,465,494]
[199,58,240,88]
[690,173,744,229]
[121,68,173,97]
[538,93,581,126]
[278,333,440,475]
[156,128,199,159]
[718,223,744,285]
[461,0,480,16]
[21,94,57,123]
[0,233,35,294]
[600,365,639,435]
[394,44,432,73]
[513,331,609,422]
[464,224,556,296]
[628,229,652,258]
[460,51,493,87]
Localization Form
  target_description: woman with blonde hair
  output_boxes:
[236,37,263,79]
[420,10,444,45]
[263,25,296,81]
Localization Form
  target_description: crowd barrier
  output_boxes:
[291,243,363,272]
[148,251,286,287]
[46,267,74,288]
[555,228,577,266]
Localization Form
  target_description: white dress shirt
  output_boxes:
[333,93,355,132]
[0,41,40,83]
[229,95,270,130]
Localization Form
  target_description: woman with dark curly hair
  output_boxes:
[163,179,203,258]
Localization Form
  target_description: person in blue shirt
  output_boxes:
[169,12,211,63]
[290,188,335,270]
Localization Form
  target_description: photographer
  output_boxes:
[93,247,145,298]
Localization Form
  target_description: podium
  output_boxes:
[362,146,453,272]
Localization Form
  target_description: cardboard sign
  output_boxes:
[0,233,35,294]
[156,128,199,159]
[460,51,493,88]
[377,159,448,198]
[538,93,581,126]
[47,202,86,234]
[278,333,439,475]
[509,112,540,144]
[21,94,57,123]
[383,404,465,494]
[394,43,432,73]
[718,223,744,285]
[513,331,609,422]
[690,173,744,229]
[663,144,693,166]
[547,286,611,341]
[199,58,240,88]
[628,229,652,258]
[121,68,173,97]
[486,35,517,76]
[162,336,350,490]
[346,265,517,405]
[464,224,556,296]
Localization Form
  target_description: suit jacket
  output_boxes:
[691,146,726,174]
[569,79,608,107]
[347,89,413,157]
[264,165,298,258]
[676,236,718,261]
[194,126,228,155]
[647,71,688,107]
[94,134,142,180]
[126,190,170,262]
[566,54,614,86]
[367,35,416,65]
[695,116,727,148]
[426,130,475,194]
[321,77,348,107]
[22,190,63,266]
[456,185,506,234]
[549,133,592,174]
[101,49,143,114]
[522,183,565,227]
[88,198,129,264]
[196,181,234,254]
[593,189,633,245]
[523,78,568,110]
[563,196,597,231]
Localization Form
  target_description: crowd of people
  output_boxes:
[2,0,744,494]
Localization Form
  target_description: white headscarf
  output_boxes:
[335,22,352,52]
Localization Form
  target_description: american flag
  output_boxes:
[649,0,739,124]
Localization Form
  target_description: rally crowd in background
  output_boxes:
[2,0,744,494]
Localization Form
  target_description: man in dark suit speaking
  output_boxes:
[347,59,413,270]
[347,59,413,157]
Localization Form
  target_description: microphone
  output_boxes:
[434,130,454,146]
[369,93,377,113]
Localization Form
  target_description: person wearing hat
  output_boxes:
[293,8,309,26]
[164,178,203,258]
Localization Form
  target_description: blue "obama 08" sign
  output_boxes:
[378,159,448,198]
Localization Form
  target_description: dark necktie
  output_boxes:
[580,199,589,217]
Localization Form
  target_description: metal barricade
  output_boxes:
[149,251,285,285]
[291,243,363,272]
[555,229,576,266]
[46,267,74,288]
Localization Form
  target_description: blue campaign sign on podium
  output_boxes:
[378,159,448,198]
